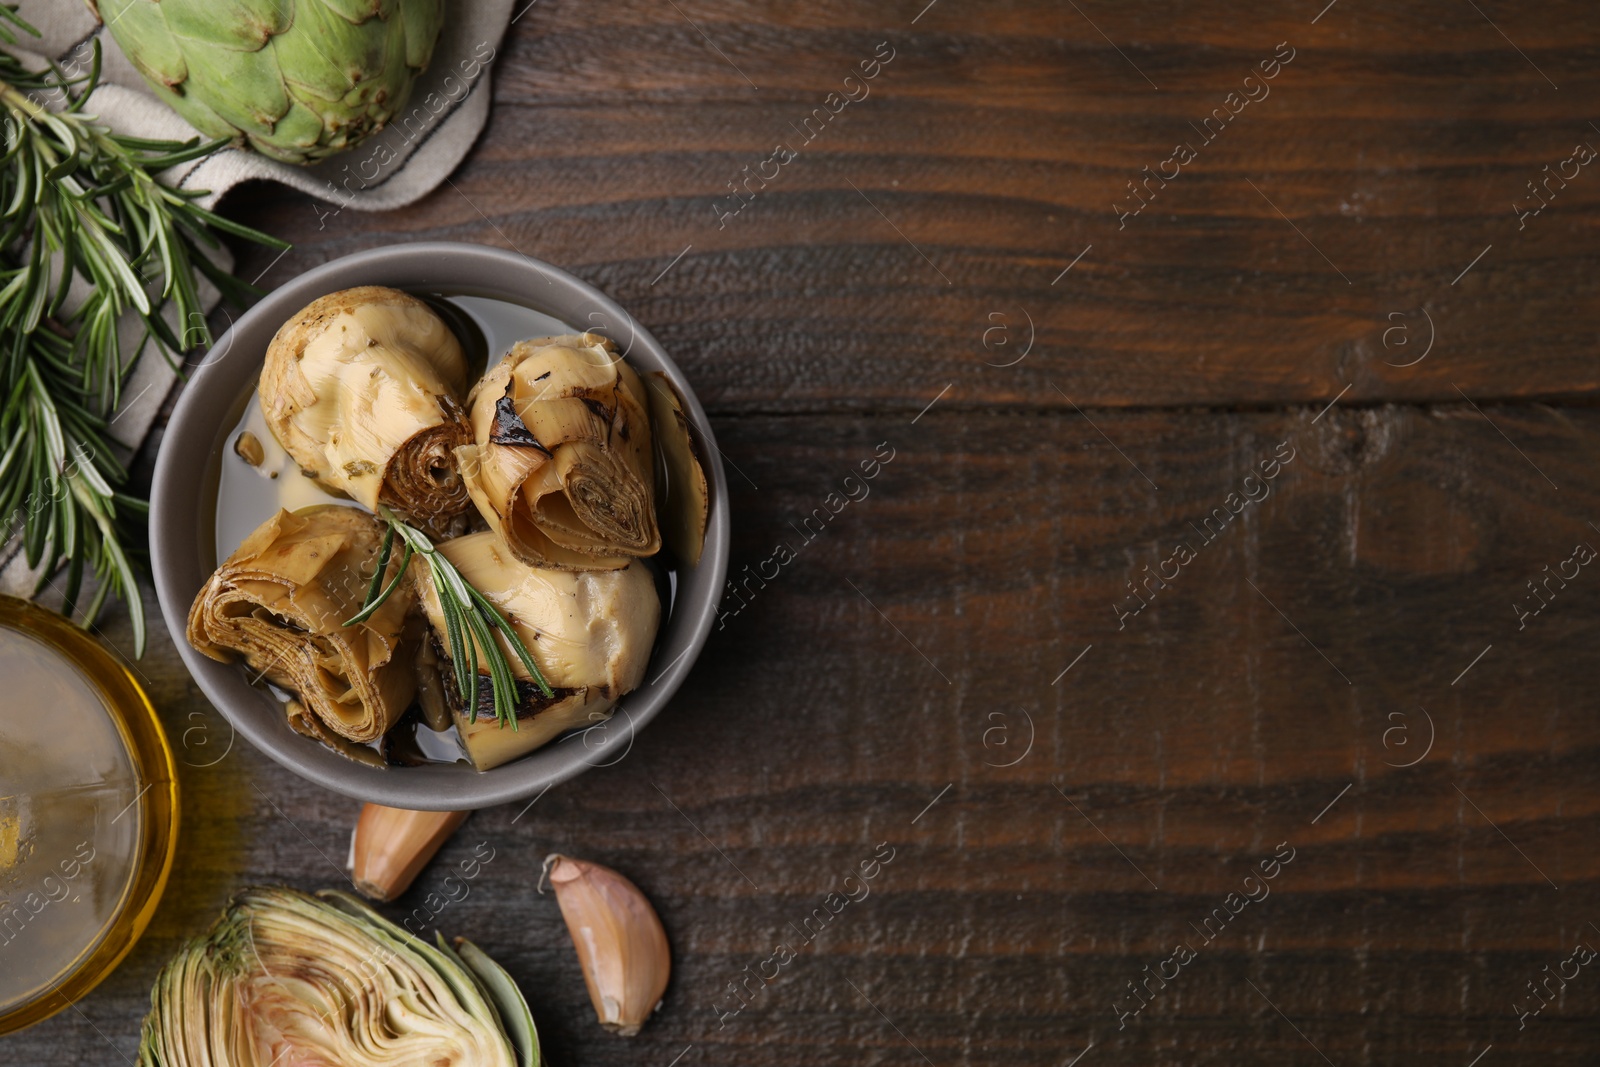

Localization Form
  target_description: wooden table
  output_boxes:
[13,2,1600,1064]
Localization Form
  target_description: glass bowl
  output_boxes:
[0,595,179,1034]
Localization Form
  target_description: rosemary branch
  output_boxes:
[0,11,287,654]
[346,508,554,730]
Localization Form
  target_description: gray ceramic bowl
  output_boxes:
[151,242,728,810]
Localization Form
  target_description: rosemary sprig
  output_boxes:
[346,507,554,730]
[0,16,287,655]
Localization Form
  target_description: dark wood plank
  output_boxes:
[227,0,1600,412]
[12,402,1600,1065]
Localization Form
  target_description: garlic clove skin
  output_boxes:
[544,854,671,1036]
[352,803,469,902]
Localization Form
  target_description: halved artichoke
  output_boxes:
[412,531,660,770]
[262,286,474,539]
[187,505,415,745]
[458,334,660,570]
[136,886,539,1067]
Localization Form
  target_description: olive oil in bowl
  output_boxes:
[0,596,178,1034]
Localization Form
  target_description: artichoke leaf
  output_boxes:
[321,0,406,24]
[97,1,189,88]
[399,0,447,71]
[153,0,289,52]
[457,939,542,1067]
[277,0,395,103]
[200,45,293,134]
[434,935,508,1036]
[269,97,334,157]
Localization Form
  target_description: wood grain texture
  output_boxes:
[230,0,1600,413]
[9,1,1600,1065]
[16,405,1600,1066]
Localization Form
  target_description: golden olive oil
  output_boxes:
[0,597,177,1033]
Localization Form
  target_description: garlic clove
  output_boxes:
[543,853,671,1036]
[351,803,469,902]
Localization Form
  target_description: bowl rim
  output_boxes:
[150,241,729,810]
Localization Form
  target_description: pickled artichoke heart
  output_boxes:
[644,372,711,568]
[136,887,540,1067]
[459,334,660,570]
[413,532,661,770]
[263,287,474,539]
[99,0,445,165]
[187,505,415,744]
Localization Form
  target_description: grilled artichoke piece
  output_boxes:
[187,505,415,745]
[262,286,474,538]
[285,698,389,768]
[412,532,660,770]
[644,372,710,567]
[458,333,660,570]
[98,0,446,166]
[135,886,539,1067]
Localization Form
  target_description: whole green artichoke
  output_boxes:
[96,0,445,165]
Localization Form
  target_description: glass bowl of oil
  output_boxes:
[0,595,179,1034]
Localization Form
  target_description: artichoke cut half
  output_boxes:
[459,334,661,571]
[187,505,416,745]
[136,886,539,1067]
[262,286,475,540]
[412,531,661,770]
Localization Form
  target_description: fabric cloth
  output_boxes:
[0,0,515,599]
